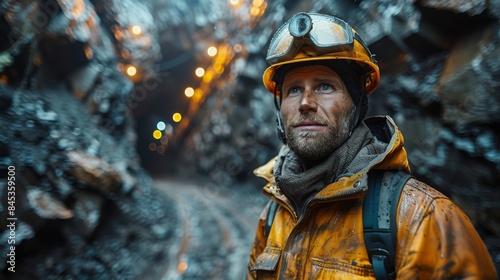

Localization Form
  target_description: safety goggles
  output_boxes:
[266,13,362,64]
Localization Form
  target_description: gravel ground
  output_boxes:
[154,177,268,280]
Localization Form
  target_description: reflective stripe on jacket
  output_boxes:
[246,116,497,279]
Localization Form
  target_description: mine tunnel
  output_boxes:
[1,0,500,279]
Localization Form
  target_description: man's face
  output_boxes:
[280,65,355,166]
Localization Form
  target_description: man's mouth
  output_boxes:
[292,120,327,130]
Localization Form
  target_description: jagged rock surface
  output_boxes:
[0,0,175,279]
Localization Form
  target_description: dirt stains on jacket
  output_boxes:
[246,117,497,279]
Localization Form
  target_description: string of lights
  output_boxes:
[146,0,269,155]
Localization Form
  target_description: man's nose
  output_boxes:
[299,90,317,113]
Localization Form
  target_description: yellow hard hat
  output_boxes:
[263,12,380,97]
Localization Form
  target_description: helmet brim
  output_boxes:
[263,46,380,97]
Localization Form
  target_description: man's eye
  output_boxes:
[288,87,301,95]
[318,84,334,92]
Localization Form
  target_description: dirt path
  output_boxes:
[154,178,267,280]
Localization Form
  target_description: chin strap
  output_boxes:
[349,74,368,136]
[276,111,286,144]
[274,86,287,144]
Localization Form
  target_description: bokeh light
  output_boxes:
[157,145,166,154]
[160,136,169,145]
[126,65,137,76]
[172,113,182,122]
[148,143,157,151]
[253,0,265,6]
[178,258,188,274]
[203,71,213,83]
[153,129,162,139]
[157,121,166,131]
[131,25,142,35]
[164,123,174,135]
[233,43,243,53]
[184,87,195,98]
[207,46,217,57]
[195,67,205,77]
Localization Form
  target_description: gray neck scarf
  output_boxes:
[274,123,387,216]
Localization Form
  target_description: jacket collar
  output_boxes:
[254,116,411,204]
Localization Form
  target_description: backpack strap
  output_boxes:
[265,200,279,237]
[363,170,413,280]
[262,170,413,280]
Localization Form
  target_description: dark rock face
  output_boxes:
[0,0,175,278]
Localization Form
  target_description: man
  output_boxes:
[246,12,497,279]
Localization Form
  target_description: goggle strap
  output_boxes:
[354,32,375,62]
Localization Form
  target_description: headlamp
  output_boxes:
[266,13,358,65]
[288,13,312,38]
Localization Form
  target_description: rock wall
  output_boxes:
[0,0,175,278]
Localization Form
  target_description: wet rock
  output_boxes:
[57,138,76,151]
[0,221,34,270]
[490,0,500,18]
[26,188,73,220]
[66,151,122,194]
[0,86,13,110]
[20,166,42,187]
[99,0,161,78]
[0,0,175,278]
[0,52,14,72]
[38,36,92,78]
[0,139,10,157]
[419,0,488,16]
[437,24,500,125]
[68,63,103,100]
[72,190,105,237]
[116,168,137,194]
[47,172,73,198]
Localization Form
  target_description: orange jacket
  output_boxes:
[247,116,497,279]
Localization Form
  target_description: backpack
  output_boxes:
[264,170,413,280]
